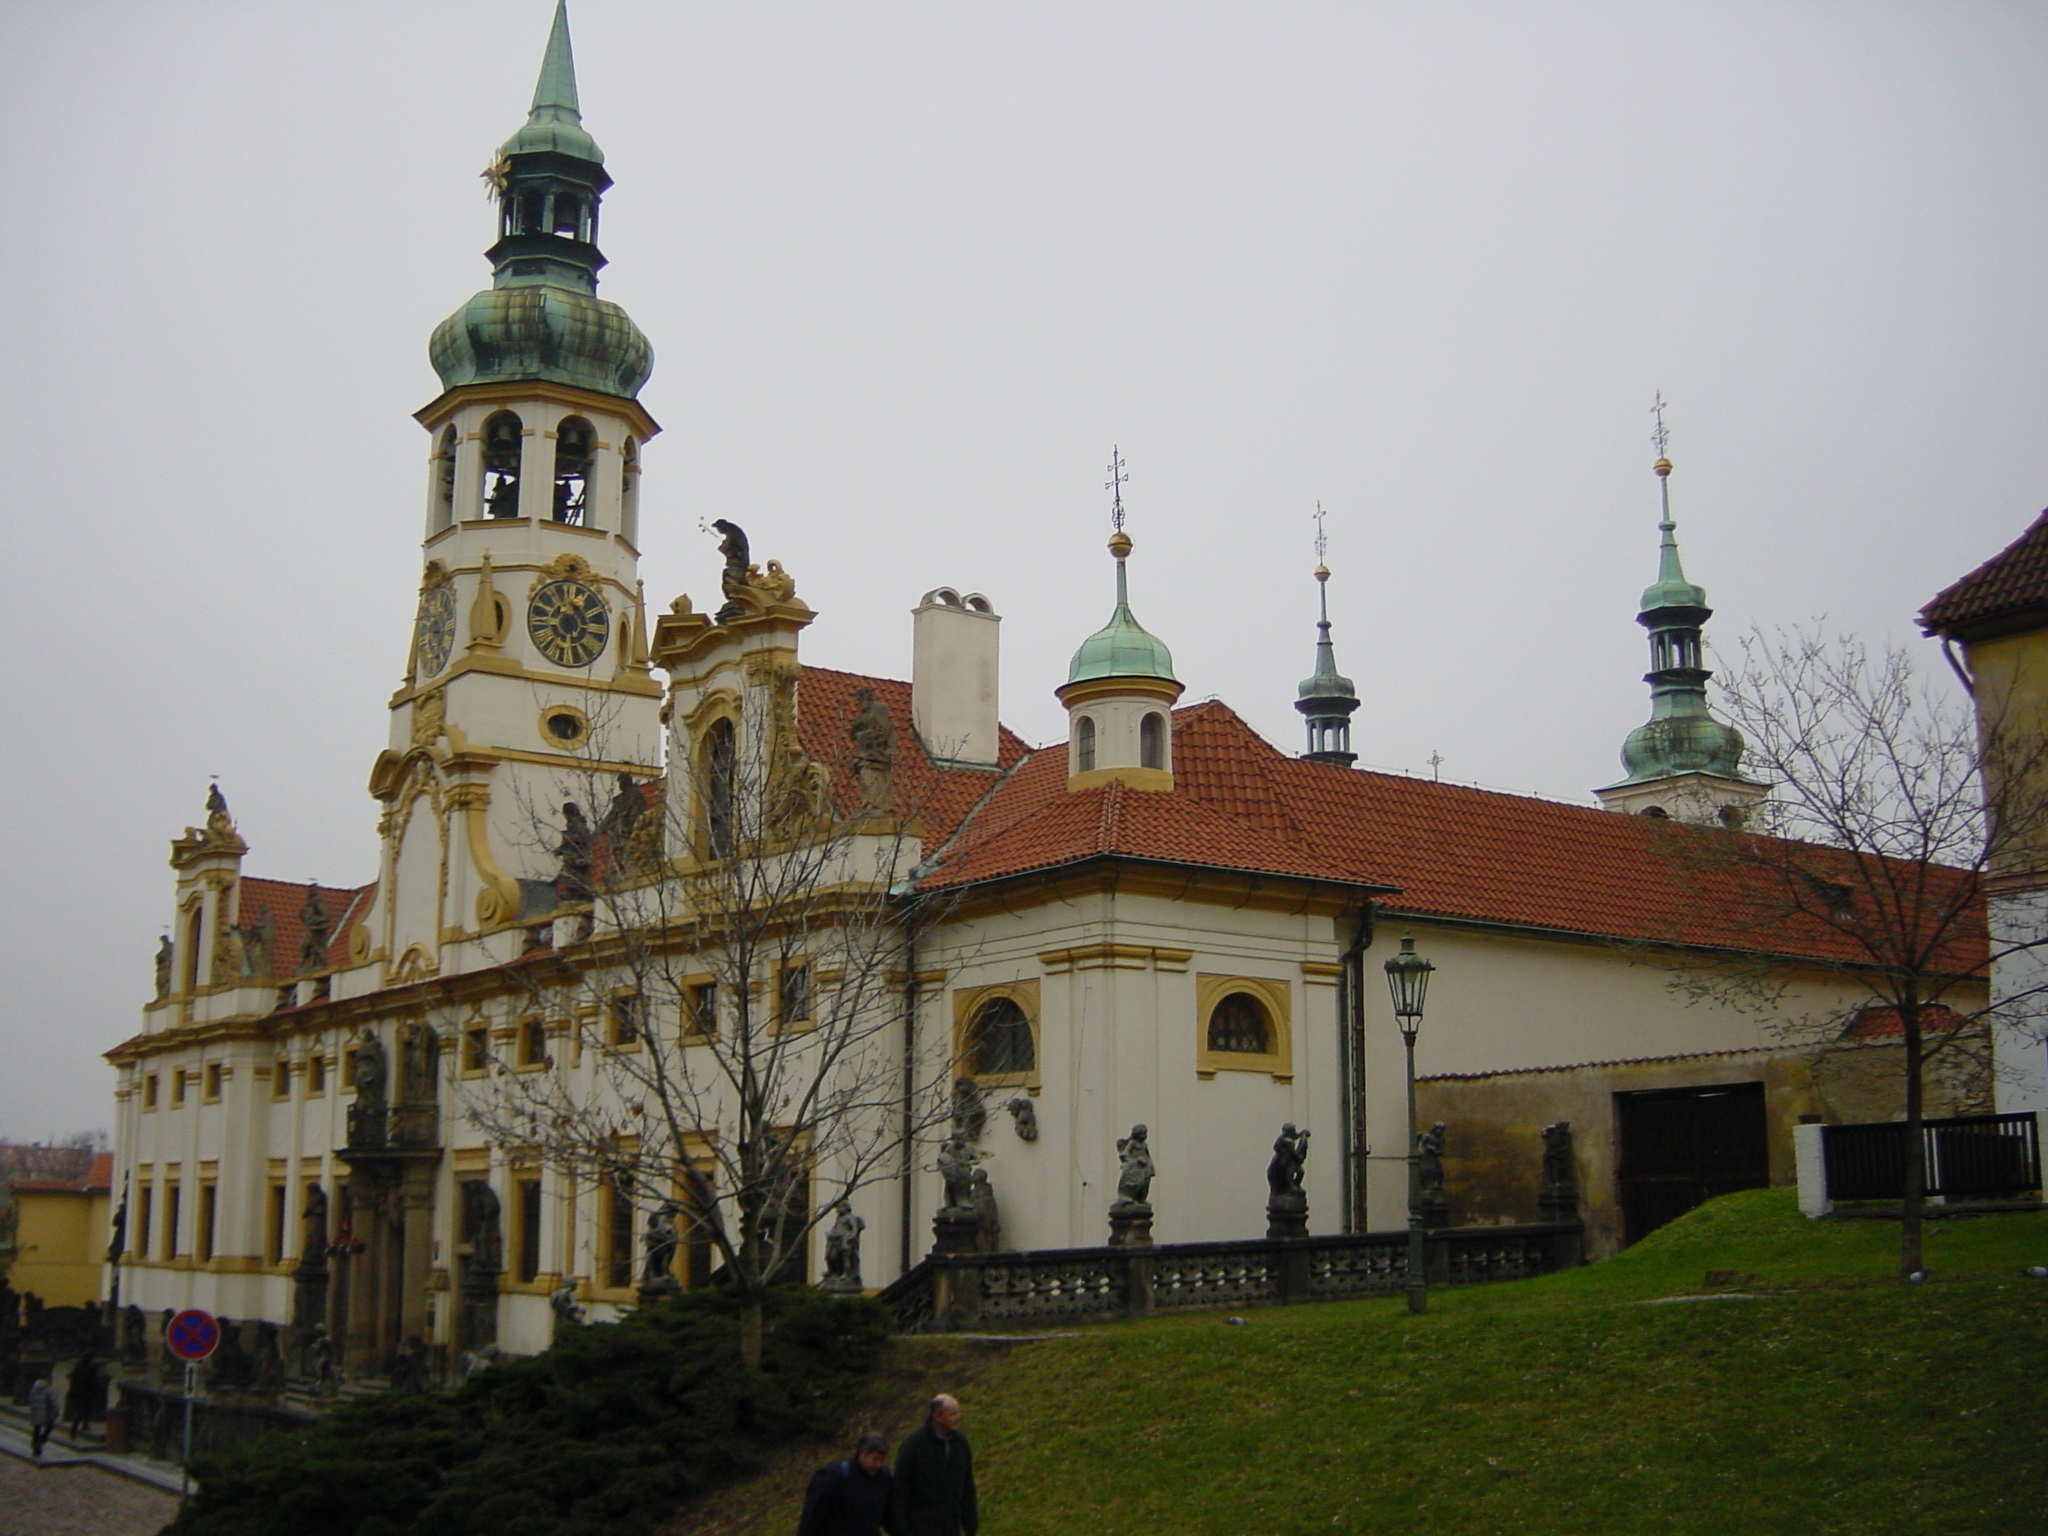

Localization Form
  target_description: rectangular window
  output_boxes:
[778,963,813,1030]
[519,1019,549,1068]
[463,1026,490,1074]
[608,994,642,1047]
[204,1062,223,1100]
[685,981,718,1040]
[198,1182,218,1263]
[272,1060,291,1100]
[307,1055,327,1095]
[267,1182,289,1264]
[604,1175,636,1289]
[515,1176,544,1283]
[165,1181,183,1257]
[143,1074,159,1111]
[136,1184,154,1259]
[171,1071,187,1108]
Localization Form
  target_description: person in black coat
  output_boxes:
[799,1433,897,1536]
[888,1394,978,1536]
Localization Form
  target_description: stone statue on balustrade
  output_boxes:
[969,1168,1002,1254]
[1114,1124,1155,1211]
[1415,1122,1450,1229]
[822,1201,866,1293]
[640,1204,682,1299]
[1265,1123,1311,1239]
[936,1136,979,1213]
[550,1280,587,1335]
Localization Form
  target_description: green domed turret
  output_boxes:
[1295,562,1359,765]
[429,2,653,401]
[1068,532,1178,685]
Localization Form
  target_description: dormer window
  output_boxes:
[1075,717,1097,774]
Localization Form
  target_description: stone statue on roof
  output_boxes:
[851,688,897,814]
[299,886,330,974]
[712,519,751,622]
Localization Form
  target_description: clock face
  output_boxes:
[415,585,456,677]
[527,579,611,667]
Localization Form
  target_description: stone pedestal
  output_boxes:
[932,1207,982,1258]
[1419,1193,1452,1231]
[931,1208,983,1329]
[820,1273,864,1296]
[1265,1193,1308,1241]
[637,1276,682,1307]
[1107,1203,1154,1248]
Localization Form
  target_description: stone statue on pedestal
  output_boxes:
[937,1136,979,1212]
[822,1201,866,1292]
[1114,1125,1155,1210]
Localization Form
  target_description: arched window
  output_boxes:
[183,906,205,995]
[482,411,523,518]
[967,996,1034,1077]
[552,417,594,525]
[1075,716,1096,774]
[703,719,737,858]
[434,427,458,528]
[1206,992,1270,1054]
[620,438,640,536]
[1140,712,1167,770]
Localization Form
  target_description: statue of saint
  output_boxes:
[352,1032,387,1108]
[936,1136,979,1211]
[1266,1124,1311,1200]
[1114,1124,1155,1209]
[1540,1121,1578,1200]
[1416,1122,1447,1202]
[300,1185,329,1263]
[641,1205,681,1286]
[969,1168,1002,1254]
[153,936,173,1001]
[401,1021,439,1105]
[299,886,330,974]
[850,688,897,813]
[711,519,752,621]
[555,802,595,902]
[824,1201,866,1286]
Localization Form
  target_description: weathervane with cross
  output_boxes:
[1312,501,1329,568]
[1650,391,1671,460]
[1106,446,1128,532]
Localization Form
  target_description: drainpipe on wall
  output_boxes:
[1338,903,1373,1234]
[899,914,920,1278]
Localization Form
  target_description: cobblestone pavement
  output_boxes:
[0,1452,179,1536]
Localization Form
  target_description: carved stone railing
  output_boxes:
[879,1220,1583,1334]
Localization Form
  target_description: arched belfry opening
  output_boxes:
[482,411,523,518]
[552,417,595,525]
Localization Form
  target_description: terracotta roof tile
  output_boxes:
[916,698,1983,971]
[1920,508,2048,638]
[233,878,373,976]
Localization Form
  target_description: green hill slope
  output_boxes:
[693,1192,2048,1536]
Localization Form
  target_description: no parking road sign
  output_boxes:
[166,1308,220,1362]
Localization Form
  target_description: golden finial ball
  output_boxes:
[1314,564,1331,582]
[1653,457,1673,478]
[1108,531,1134,560]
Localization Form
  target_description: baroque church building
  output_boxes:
[109,6,1985,1379]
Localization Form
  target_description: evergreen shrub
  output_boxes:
[165,1288,892,1536]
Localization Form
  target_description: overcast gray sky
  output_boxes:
[3,0,2044,1141]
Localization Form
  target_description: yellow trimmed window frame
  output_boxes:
[953,980,1042,1092]
[1195,973,1294,1082]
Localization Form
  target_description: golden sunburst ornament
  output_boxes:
[480,154,512,198]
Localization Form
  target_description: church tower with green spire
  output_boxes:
[1593,439,1766,824]
[1295,543,1360,766]
[364,1,664,966]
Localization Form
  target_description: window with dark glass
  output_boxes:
[779,964,813,1028]
[705,719,737,858]
[687,981,718,1038]
[967,996,1034,1077]
[1140,712,1167,770]
[1075,716,1096,774]
[1206,992,1270,1054]
[609,994,642,1046]
[604,1174,636,1289]
[516,1177,544,1283]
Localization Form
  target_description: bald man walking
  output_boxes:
[889,1394,979,1536]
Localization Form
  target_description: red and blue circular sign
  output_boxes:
[166,1308,220,1362]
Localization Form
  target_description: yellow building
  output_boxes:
[4,1152,112,1308]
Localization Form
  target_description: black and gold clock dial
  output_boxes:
[527,579,611,667]
[414,585,456,677]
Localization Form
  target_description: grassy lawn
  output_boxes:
[708,1191,2048,1536]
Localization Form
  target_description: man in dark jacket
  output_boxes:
[799,1433,896,1536]
[889,1394,978,1536]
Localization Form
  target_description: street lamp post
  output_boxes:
[1384,933,1435,1316]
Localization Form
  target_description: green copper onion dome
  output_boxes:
[1617,712,1745,782]
[1067,532,1178,684]
[428,2,653,401]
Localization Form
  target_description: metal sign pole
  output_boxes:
[181,1360,195,1499]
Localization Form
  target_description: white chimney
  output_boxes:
[912,587,1001,766]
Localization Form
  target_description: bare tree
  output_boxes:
[464,700,967,1366]
[1654,627,2048,1277]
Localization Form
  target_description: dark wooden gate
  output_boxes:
[1616,1082,1770,1246]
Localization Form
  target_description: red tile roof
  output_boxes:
[233,878,373,976]
[915,696,1984,971]
[1920,508,2048,639]
[10,1151,112,1195]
